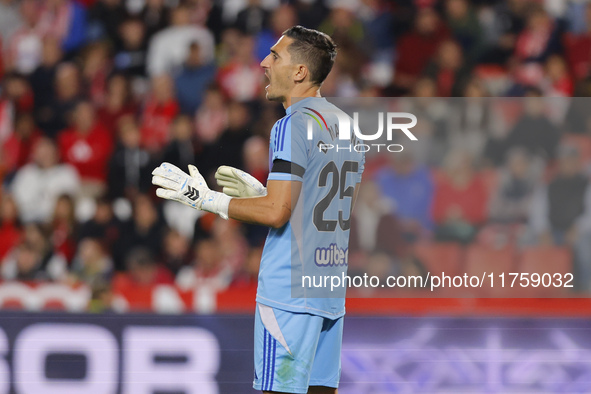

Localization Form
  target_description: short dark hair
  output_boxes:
[282,26,337,86]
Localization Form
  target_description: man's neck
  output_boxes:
[283,85,321,109]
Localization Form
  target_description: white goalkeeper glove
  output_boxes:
[152,162,232,219]
[215,165,267,198]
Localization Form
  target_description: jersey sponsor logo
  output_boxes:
[315,244,348,267]
[183,186,199,201]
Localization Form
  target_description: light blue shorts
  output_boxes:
[253,303,343,393]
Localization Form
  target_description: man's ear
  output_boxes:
[293,64,308,83]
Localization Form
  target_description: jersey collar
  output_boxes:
[286,96,327,114]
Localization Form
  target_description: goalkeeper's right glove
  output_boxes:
[214,165,267,197]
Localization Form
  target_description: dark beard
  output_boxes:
[266,92,285,103]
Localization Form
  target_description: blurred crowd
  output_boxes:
[1,0,591,310]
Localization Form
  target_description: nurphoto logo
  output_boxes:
[307,111,418,153]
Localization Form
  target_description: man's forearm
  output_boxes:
[228,180,300,228]
[228,196,291,228]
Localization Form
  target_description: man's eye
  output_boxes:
[272,54,278,59]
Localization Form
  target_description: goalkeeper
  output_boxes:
[152,26,364,394]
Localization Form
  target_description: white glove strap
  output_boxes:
[201,191,233,220]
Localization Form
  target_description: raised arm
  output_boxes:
[152,162,302,229]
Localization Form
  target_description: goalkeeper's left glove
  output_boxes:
[152,162,232,219]
[215,165,267,197]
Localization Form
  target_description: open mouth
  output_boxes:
[264,72,271,91]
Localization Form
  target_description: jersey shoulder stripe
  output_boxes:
[303,106,328,130]
[273,115,287,151]
[272,119,281,150]
[278,113,294,152]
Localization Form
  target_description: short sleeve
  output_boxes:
[268,112,309,182]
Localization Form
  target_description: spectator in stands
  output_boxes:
[541,55,574,97]
[502,89,561,163]
[11,137,79,224]
[58,100,113,197]
[211,101,252,172]
[87,0,127,46]
[87,280,113,313]
[176,237,233,291]
[391,7,449,94]
[123,247,173,285]
[563,85,591,135]
[250,99,281,140]
[212,217,248,274]
[36,0,87,55]
[0,0,22,48]
[215,27,238,71]
[161,114,197,173]
[237,135,270,247]
[81,41,112,107]
[235,0,270,36]
[490,148,540,224]
[29,36,62,131]
[374,149,434,241]
[70,237,113,285]
[2,222,67,282]
[113,194,164,271]
[349,182,395,257]
[399,86,449,167]
[530,144,591,247]
[49,194,77,262]
[174,41,216,115]
[0,74,34,143]
[139,0,170,41]
[139,74,179,153]
[511,6,561,90]
[111,247,174,310]
[242,135,268,184]
[446,78,492,162]
[1,112,41,174]
[0,193,21,260]
[108,116,154,200]
[97,74,138,137]
[217,34,264,102]
[318,4,364,48]
[293,0,329,30]
[5,0,43,75]
[194,85,228,145]
[326,32,366,97]
[479,0,528,65]
[2,242,44,281]
[444,0,483,62]
[562,3,591,81]
[78,197,120,252]
[43,63,84,138]
[161,228,191,275]
[423,39,471,97]
[230,246,262,289]
[254,4,297,61]
[146,4,214,76]
[529,144,591,290]
[349,181,410,276]
[432,150,488,244]
[113,18,148,77]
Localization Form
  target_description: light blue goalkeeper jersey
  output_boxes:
[256,97,365,319]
